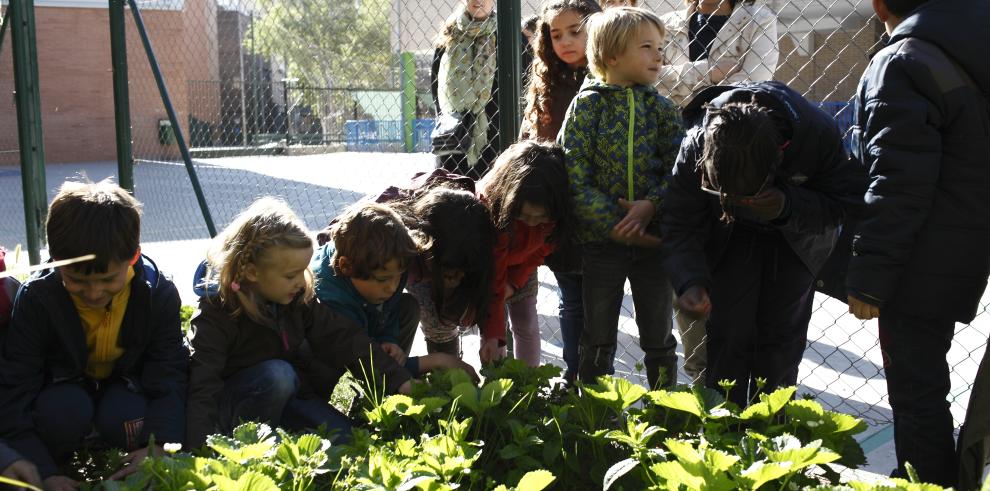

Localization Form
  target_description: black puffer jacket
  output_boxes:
[662,81,866,294]
[0,256,187,479]
[846,0,990,323]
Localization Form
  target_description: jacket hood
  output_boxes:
[889,0,990,92]
[578,75,659,95]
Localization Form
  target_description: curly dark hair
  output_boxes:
[481,140,575,245]
[699,101,783,223]
[523,0,601,132]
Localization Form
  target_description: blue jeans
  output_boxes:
[34,380,148,459]
[580,242,676,389]
[553,272,584,381]
[220,360,352,441]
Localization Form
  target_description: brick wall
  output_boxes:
[0,1,218,165]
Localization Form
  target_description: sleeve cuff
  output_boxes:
[404,356,421,376]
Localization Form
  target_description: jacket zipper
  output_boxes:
[626,88,635,201]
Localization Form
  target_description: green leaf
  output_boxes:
[480,378,515,410]
[449,382,481,414]
[651,461,706,490]
[738,460,794,490]
[213,471,279,491]
[649,390,705,418]
[704,447,740,473]
[232,422,273,444]
[764,436,840,471]
[517,469,556,491]
[604,458,640,490]
[583,376,648,412]
[765,387,796,415]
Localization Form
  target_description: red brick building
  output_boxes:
[0,0,219,164]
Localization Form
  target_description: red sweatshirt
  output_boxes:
[481,220,556,341]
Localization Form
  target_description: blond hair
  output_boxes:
[206,197,315,323]
[586,7,665,80]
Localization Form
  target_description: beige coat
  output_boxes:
[657,1,779,106]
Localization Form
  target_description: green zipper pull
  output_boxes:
[627,88,635,201]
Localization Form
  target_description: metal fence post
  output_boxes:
[127,0,217,237]
[109,0,133,193]
[400,51,416,153]
[10,0,47,264]
[496,0,522,152]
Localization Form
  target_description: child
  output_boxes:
[558,7,684,389]
[187,198,475,447]
[662,83,860,406]
[521,0,601,382]
[0,179,188,485]
[394,185,496,357]
[311,203,424,366]
[477,140,574,367]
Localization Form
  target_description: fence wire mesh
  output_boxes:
[0,0,986,431]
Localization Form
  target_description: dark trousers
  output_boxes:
[34,380,149,458]
[705,226,814,407]
[878,310,957,488]
[554,272,584,382]
[396,292,420,355]
[580,242,677,389]
[220,360,352,441]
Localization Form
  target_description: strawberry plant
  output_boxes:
[90,359,947,490]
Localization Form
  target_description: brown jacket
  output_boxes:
[186,296,411,446]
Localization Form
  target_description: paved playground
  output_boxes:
[4,151,989,481]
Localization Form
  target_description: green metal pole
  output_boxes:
[109,0,134,192]
[10,0,47,264]
[400,52,416,153]
[128,0,217,237]
[495,0,522,152]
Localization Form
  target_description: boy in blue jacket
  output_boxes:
[558,6,684,389]
[311,203,423,371]
[0,180,187,487]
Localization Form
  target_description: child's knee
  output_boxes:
[34,383,95,446]
[94,382,149,450]
[254,359,299,400]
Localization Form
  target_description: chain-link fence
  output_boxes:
[1,0,986,431]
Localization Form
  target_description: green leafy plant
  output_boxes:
[84,360,947,490]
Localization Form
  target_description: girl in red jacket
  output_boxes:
[477,141,574,366]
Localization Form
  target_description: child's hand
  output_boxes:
[678,286,712,319]
[479,337,506,365]
[42,475,79,491]
[735,188,786,221]
[421,353,481,384]
[381,342,407,366]
[2,459,42,489]
[613,199,656,239]
[108,444,163,480]
[503,284,516,299]
[847,295,880,320]
[609,230,664,248]
[710,59,739,83]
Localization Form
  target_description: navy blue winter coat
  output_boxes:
[846,0,990,323]
[0,256,188,478]
[661,81,866,294]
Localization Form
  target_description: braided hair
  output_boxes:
[698,100,783,223]
[206,197,315,323]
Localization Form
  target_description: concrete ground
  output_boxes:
[4,152,988,484]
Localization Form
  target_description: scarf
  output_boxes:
[438,12,497,167]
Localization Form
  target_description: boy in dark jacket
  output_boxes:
[845,0,990,486]
[662,81,864,406]
[0,180,188,486]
